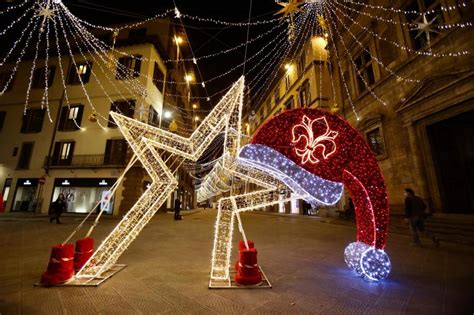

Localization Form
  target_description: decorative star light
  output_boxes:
[275,0,304,20]
[36,2,56,32]
[75,78,246,280]
[412,13,440,49]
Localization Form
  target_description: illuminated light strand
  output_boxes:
[76,78,245,280]
[51,15,83,130]
[437,21,473,29]
[0,17,39,96]
[60,8,145,120]
[327,3,420,83]
[250,7,314,106]
[23,21,44,114]
[41,18,53,122]
[249,6,311,99]
[329,1,469,57]
[339,0,466,14]
[0,6,34,37]
[56,5,108,129]
[179,12,280,26]
[0,12,37,68]
[0,0,31,14]
[324,5,388,106]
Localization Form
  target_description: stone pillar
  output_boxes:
[406,124,430,205]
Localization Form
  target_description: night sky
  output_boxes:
[62,0,282,107]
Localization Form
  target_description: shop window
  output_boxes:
[68,62,92,85]
[152,62,165,92]
[104,139,128,165]
[284,97,294,110]
[0,111,6,131]
[58,105,84,131]
[116,55,141,80]
[32,66,55,89]
[12,179,38,212]
[405,0,444,51]
[52,141,75,166]
[21,108,45,133]
[17,142,34,170]
[0,71,15,92]
[299,80,311,107]
[354,49,375,94]
[108,100,135,127]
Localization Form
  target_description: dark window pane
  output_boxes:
[0,111,6,131]
[21,109,45,133]
[104,139,128,165]
[58,105,84,131]
[32,66,55,89]
[152,62,164,92]
[0,71,15,92]
[108,100,135,127]
[116,56,141,80]
[17,142,34,169]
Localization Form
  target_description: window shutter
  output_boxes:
[58,107,68,131]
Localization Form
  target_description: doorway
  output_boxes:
[427,110,474,213]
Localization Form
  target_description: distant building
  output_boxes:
[0,19,197,215]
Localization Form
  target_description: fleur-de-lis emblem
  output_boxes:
[291,115,338,164]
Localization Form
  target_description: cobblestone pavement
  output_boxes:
[0,210,473,314]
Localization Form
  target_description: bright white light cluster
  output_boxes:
[344,242,391,281]
[238,144,343,206]
[76,78,246,279]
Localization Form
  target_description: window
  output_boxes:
[274,87,280,104]
[52,141,75,166]
[12,147,18,157]
[297,51,306,76]
[129,28,147,39]
[17,142,34,169]
[104,139,128,165]
[68,62,92,85]
[108,100,135,127]
[366,128,385,157]
[152,63,165,92]
[0,111,6,131]
[116,56,141,80]
[32,66,55,89]
[299,80,311,107]
[0,71,15,92]
[2,178,12,203]
[21,109,45,133]
[148,106,160,127]
[284,97,294,110]
[405,0,444,51]
[354,50,375,94]
[58,105,84,131]
[285,74,291,91]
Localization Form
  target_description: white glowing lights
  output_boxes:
[344,242,391,281]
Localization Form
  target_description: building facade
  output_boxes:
[0,19,197,215]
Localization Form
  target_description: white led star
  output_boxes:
[412,13,440,49]
[75,78,246,279]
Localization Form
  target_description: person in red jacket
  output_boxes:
[404,188,439,247]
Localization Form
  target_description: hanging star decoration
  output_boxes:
[36,3,56,32]
[412,13,440,48]
[275,0,304,20]
[316,15,328,34]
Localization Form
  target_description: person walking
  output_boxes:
[404,188,439,247]
[174,197,182,221]
[49,193,67,224]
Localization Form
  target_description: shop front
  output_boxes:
[51,178,116,214]
[11,178,39,212]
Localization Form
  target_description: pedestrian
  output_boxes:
[49,193,67,224]
[174,198,182,220]
[404,188,439,247]
[346,197,355,219]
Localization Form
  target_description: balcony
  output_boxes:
[44,154,127,169]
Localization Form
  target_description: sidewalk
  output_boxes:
[0,209,473,314]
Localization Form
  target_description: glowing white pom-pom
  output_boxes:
[360,247,391,281]
[344,242,370,274]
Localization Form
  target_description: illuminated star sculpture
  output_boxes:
[36,2,56,32]
[413,13,440,50]
[76,78,246,279]
[275,0,304,19]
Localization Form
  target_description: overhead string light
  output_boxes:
[339,0,467,14]
[328,2,469,57]
[0,0,31,14]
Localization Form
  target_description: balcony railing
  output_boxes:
[44,154,127,169]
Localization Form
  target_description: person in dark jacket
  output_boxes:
[404,188,439,247]
[49,193,67,224]
[174,198,182,220]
